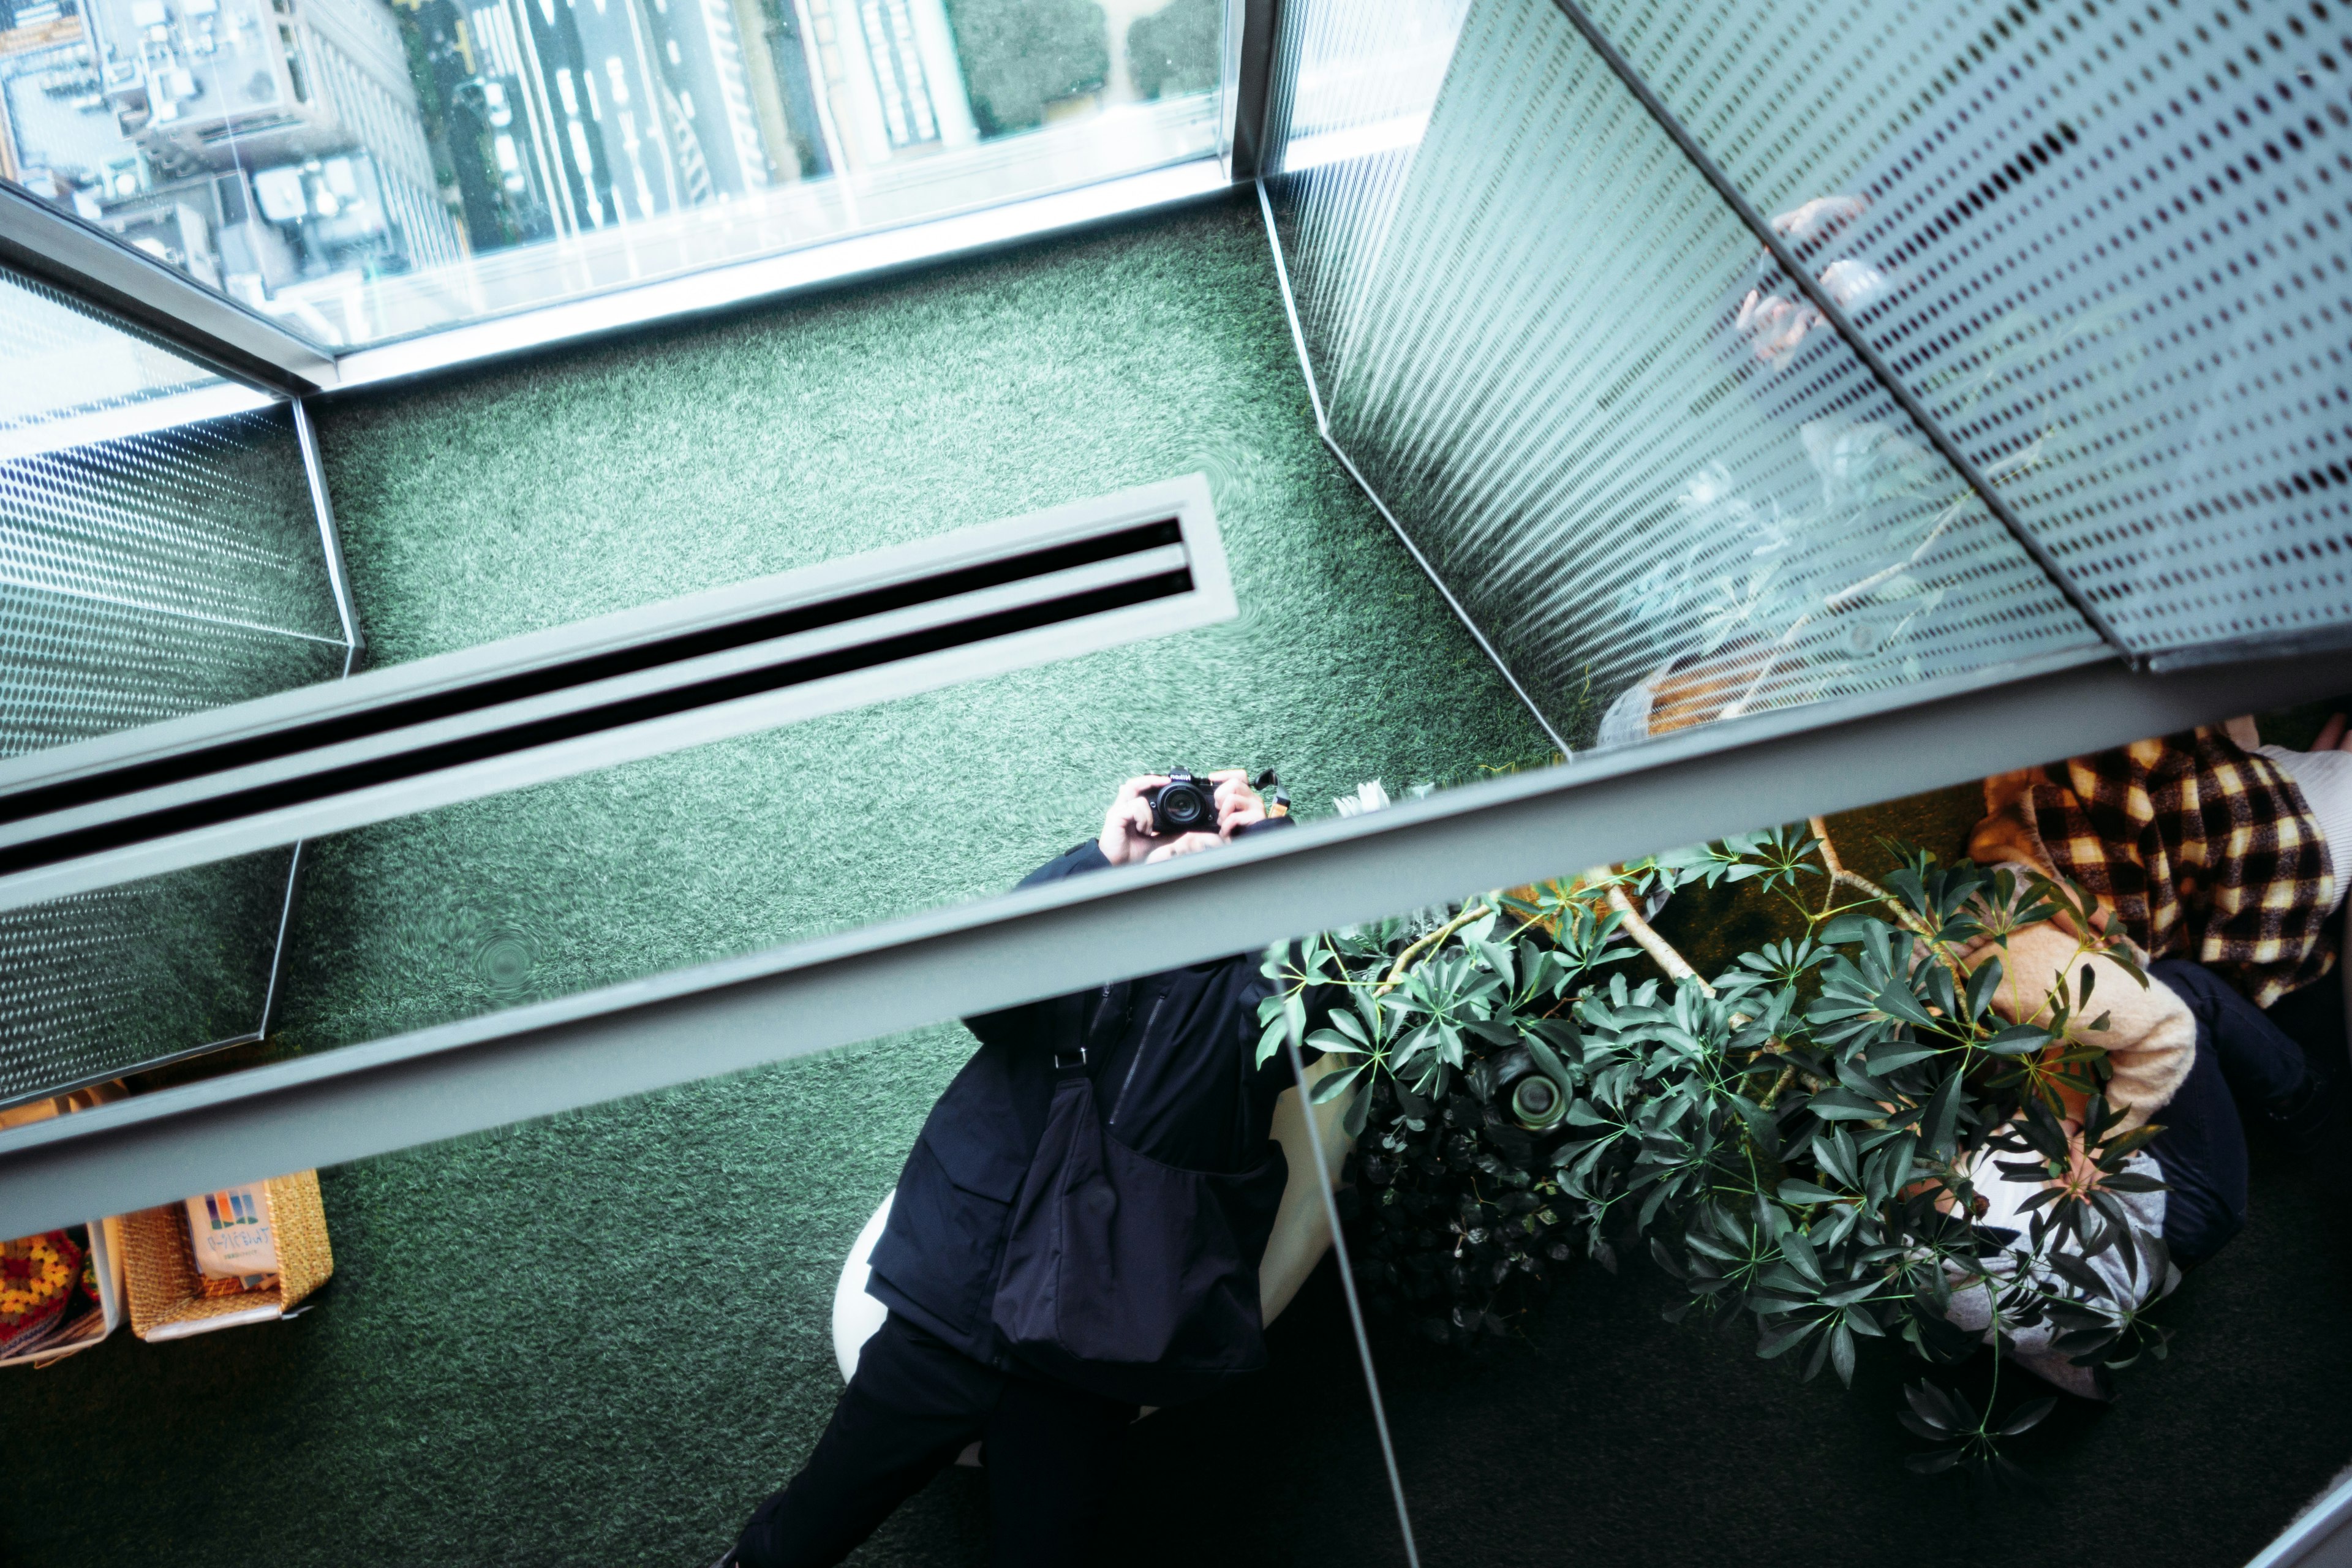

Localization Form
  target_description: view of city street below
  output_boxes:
[0,0,1222,345]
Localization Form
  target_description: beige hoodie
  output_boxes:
[1958,919,2195,1128]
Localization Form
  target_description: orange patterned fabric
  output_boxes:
[0,1230,81,1338]
[1973,726,2335,1008]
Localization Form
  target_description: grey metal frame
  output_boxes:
[326,162,1238,391]
[1221,0,1284,181]
[2247,1470,2352,1568]
[0,184,333,394]
[292,400,366,656]
[0,476,1233,909]
[1,644,2341,1237]
[4,118,1262,398]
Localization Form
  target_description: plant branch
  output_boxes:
[1810,817,1846,916]
[1588,867,1714,997]
[1378,903,1488,993]
[1809,821,1939,943]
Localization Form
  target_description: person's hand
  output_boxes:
[1098,775,1170,867]
[1771,194,1868,249]
[1733,288,1823,364]
[1210,769,1267,836]
[1144,831,1223,864]
[1733,195,1882,366]
[2315,711,2348,753]
[1141,772,1269,864]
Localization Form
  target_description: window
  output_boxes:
[0,0,1234,350]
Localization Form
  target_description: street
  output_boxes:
[501,0,767,238]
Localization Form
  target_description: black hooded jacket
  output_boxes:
[865,828,1321,1369]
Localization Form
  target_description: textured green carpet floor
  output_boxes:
[0,192,1550,1566]
[8,194,2351,1567]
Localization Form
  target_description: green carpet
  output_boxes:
[8,192,2350,1568]
[0,193,1550,1566]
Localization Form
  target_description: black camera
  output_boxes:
[1148,769,1223,837]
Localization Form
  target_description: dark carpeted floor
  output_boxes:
[5,191,2347,1567]
[1,192,1550,1566]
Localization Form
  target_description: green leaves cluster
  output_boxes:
[1261,830,2175,1474]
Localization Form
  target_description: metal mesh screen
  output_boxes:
[0,302,347,756]
[0,268,225,431]
[0,265,350,1102]
[0,850,297,1103]
[1265,0,2107,749]
[1575,0,2350,661]
[1260,0,1471,387]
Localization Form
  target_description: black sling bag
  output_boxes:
[989,1014,1289,1408]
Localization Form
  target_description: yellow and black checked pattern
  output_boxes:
[2032,727,2335,1010]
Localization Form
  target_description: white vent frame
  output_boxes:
[0,474,1233,911]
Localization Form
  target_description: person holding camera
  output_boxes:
[722,769,1330,1568]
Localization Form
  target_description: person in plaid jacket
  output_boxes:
[1966,717,2352,1268]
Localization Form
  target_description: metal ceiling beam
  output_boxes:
[0,646,2343,1236]
[325,162,1237,392]
[6,159,1242,399]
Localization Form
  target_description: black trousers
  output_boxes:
[2146,958,2313,1263]
[731,1313,1135,1568]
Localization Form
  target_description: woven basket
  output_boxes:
[123,1172,333,1341]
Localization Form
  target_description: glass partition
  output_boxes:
[1572,0,2352,660]
[0,1015,1420,1566]
[0,262,351,1102]
[0,0,1232,347]
[1262,0,2110,755]
[1261,0,2346,758]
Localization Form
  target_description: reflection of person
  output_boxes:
[722,772,1328,1568]
[1960,722,2348,1279]
[1970,723,2343,1009]
[1929,805,2338,1396]
[1594,192,1929,748]
[1601,105,2096,749]
[1728,195,1891,370]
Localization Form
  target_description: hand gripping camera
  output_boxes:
[1147,768,1286,838]
[1147,769,1222,837]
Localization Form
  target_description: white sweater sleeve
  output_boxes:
[2258,744,2352,914]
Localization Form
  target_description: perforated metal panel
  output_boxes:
[0,265,349,1102]
[0,269,224,431]
[1574,0,2351,659]
[0,850,295,1103]
[1267,0,2107,748]
[0,408,348,755]
[1260,0,1471,388]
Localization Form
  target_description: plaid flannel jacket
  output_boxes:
[1970,726,2337,1009]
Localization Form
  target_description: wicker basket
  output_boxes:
[123,1171,333,1341]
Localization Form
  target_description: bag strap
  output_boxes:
[1050,979,1133,1078]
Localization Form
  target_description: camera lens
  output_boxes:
[1164,788,1205,826]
